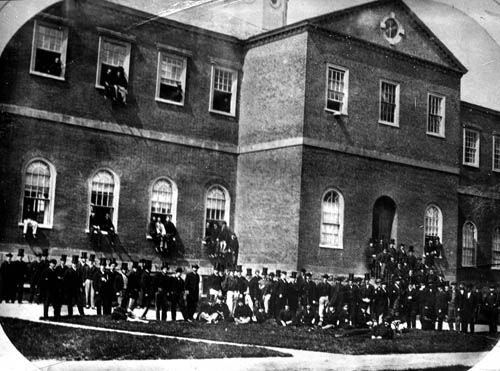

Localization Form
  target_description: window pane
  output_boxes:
[462,222,476,266]
[428,95,443,134]
[321,191,341,246]
[494,137,500,170]
[424,206,441,238]
[212,68,233,113]
[380,82,397,123]
[23,161,51,224]
[151,179,173,219]
[91,170,115,208]
[464,130,478,165]
[327,67,345,112]
[206,186,226,225]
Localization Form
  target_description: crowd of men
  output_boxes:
[0,239,499,335]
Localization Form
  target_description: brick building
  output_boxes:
[0,0,499,283]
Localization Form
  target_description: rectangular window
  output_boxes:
[325,65,348,114]
[209,65,238,116]
[156,52,187,105]
[493,228,500,269]
[379,80,400,126]
[463,129,480,167]
[30,20,68,79]
[427,93,445,137]
[95,37,131,88]
[493,136,500,172]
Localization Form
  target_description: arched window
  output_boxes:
[205,185,230,234]
[150,178,178,224]
[320,189,344,249]
[462,221,477,267]
[492,227,500,269]
[21,159,56,227]
[89,169,119,230]
[424,205,443,241]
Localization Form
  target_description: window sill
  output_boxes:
[491,266,500,270]
[324,108,347,116]
[30,70,65,81]
[155,97,184,107]
[209,108,236,118]
[319,244,343,250]
[85,229,111,235]
[460,265,476,268]
[426,132,445,139]
[462,163,479,168]
[378,120,399,128]
[18,222,53,230]
[492,168,500,173]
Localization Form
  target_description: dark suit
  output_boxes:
[63,267,85,316]
[41,266,61,318]
[170,275,186,320]
[185,271,200,320]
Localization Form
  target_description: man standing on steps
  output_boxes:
[185,264,200,321]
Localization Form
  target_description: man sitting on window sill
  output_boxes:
[23,204,38,239]
[101,213,117,246]
[89,207,101,248]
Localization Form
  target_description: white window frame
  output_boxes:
[209,65,238,117]
[95,36,131,89]
[149,177,178,226]
[492,226,500,270]
[461,221,477,267]
[87,168,120,232]
[325,64,349,115]
[378,79,400,127]
[319,188,344,249]
[426,93,446,137]
[155,51,187,106]
[463,128,480,167]
[30,20,68,81]
[204,185,231,236]
[423,204,443,242]
[492,136,500,173]
[18,158,57,229]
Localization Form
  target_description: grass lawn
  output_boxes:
[0,317,290,361]
[380,368,470,371]
[55,315,500,355]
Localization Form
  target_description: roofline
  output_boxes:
[461,101,500,118]
[91,0,243,46]
[290,0,467,74]
[245,21,465,77]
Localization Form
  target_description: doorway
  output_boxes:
[372,196,397,245]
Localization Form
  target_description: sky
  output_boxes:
[1,0,499,111]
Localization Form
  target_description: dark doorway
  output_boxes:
[372,196,397,244]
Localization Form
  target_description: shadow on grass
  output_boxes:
[0,317,290,361]
[52,315,500,355]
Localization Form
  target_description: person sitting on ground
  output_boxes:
[210,295,231,324]
[111,306,148,323]
[322,305,338,330]
[22,204,38,239]
[371,315,395,339]
[297,303,318,327]
[278,303,295,327]
[254,306,268,324]
[197,298,214,323]
[233,298,253,324]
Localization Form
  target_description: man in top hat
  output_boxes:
[316,274,331,325]
[40,259,61,319]
[86,254,98,309]
[28,253,43,303]
[55,255,68,283]
[155,262,171,321]
[235,265,248,300]
[184,264,200,321]
[372,278,389,324]
[435,283,448,331]
[63,255,85,317]
[170,267,188,321]
[302,272,317,308]
[208,264,223,301]
[274,270,288,318]
[0,252,15,303]
[14,249,28,303]
[222,268,239,314]
[248,268,261,312]
[287,271,300,315]
[94,257,113,315]
[259,268,274,315]
[115,262,129,309]
[127,261,140,311]
[345,273,360,327]
[483,284,499,334]
[140,260,154,319]
[296,269,307,306]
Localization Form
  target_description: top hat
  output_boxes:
[89,254,96,262]
[236,265,242,272]
[176,267,183,273]
[60,254,67,261]
[5,252,13,258]
[390,239,395,244]
[81,251,88,259]
[42,248,49,257]
[99,257,107,266]
[49,258,57,265]
[269,272,275,277]
[71,255,79,264]
[121,262,129,271]
[261,267,268,275]
[408,246,414,253]
[364,273,371,281]
[322,273,329,279]
[300,268,306,273]
[192,264,200,269]
[18,249,24,257]
[348,273,355,281]
[110,258,117,266]
[275,269,281,276]
[246,268,252,276]
[281,270,287,276]
[145,260,152,270]
[290,271,297,279]
[139,259,146,264]
[132,261,139,269]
